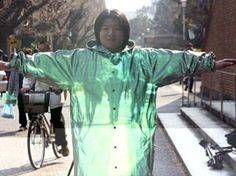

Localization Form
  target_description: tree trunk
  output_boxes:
[0,29,13,55]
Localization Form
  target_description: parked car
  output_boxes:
[0,71,8,94]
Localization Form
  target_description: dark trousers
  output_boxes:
[50,106,67,146]
[188,76,194,92]
[18,93,27,127]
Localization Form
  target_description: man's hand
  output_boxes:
[215,58,236,70]
[0,61,11,71]
[20,87,30,93]
[49,86,63,95]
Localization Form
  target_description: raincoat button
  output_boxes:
[113,126,116,129]
[112,89,115,92]
[113,107,116,110]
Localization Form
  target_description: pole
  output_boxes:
[180,0,187,40]
[182,5,186,40]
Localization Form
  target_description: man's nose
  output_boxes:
[107,28,114,35]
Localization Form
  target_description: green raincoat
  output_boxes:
[11,40,215,176]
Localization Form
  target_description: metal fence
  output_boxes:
[181,71,236,127]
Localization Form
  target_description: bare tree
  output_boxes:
[0,0,65,52]
[50,1,96,49]
[2,0,104,52]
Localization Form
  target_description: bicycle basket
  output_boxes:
[23,91,50,113]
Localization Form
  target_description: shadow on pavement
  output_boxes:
[157,97,182,113]
[0,164,33,176]
[0,130,19,137]
[0,158,67,176]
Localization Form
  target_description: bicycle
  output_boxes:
[23,90,63,169]
[199,130,236,169]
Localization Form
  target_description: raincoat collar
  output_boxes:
[86,40,135,65]
[86,39,135,55]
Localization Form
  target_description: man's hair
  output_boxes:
[94,9,130,50]
[186,42,193,48]
[22,47,33,55]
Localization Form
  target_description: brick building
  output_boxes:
[201,0,236,100]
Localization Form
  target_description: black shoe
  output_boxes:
[18,126,27,132]
[61,145,69,157]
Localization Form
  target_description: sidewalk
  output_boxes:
[1,82,235,176]
[0,95,74,176]
[0,85,189,176]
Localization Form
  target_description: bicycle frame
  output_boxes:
[199,139,236,169]
[38,113,55,145]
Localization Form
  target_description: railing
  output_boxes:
[182,71,236,126]
[201,71,236,125]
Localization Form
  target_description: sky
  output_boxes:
[105,0,152,17]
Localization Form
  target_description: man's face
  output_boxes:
[37,44,45,52]
[99,17,124,53]
[37,43,51,52]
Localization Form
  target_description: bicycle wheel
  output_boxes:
[52,142,62,158]
[27,117,46,169]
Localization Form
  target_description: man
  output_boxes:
[183,42,194,93]
[21,42,69,156]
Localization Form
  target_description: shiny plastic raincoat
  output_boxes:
[11,40,215,176]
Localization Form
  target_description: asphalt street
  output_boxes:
[0,95,74,176]
[0,83,189,176]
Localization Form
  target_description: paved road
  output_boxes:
[0,96,74,176]
[0,83,189,176]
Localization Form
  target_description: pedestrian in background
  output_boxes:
[20,41,69,156]
[0,9,236,176]
[7,48,32,131]
[18,48,33,131]
[183,42,194,93]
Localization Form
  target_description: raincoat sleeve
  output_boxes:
[10,49,82,90]
[138,48,215,87]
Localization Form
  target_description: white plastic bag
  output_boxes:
[1,92,17,119]
[1,103,15,119]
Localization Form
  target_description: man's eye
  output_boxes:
[101,27,109,31]
[114,27,122,31]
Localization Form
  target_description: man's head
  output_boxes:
[37,41,52,52]
[185,42,193,51]
[22,47,33,55]
[94,9,130,52]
